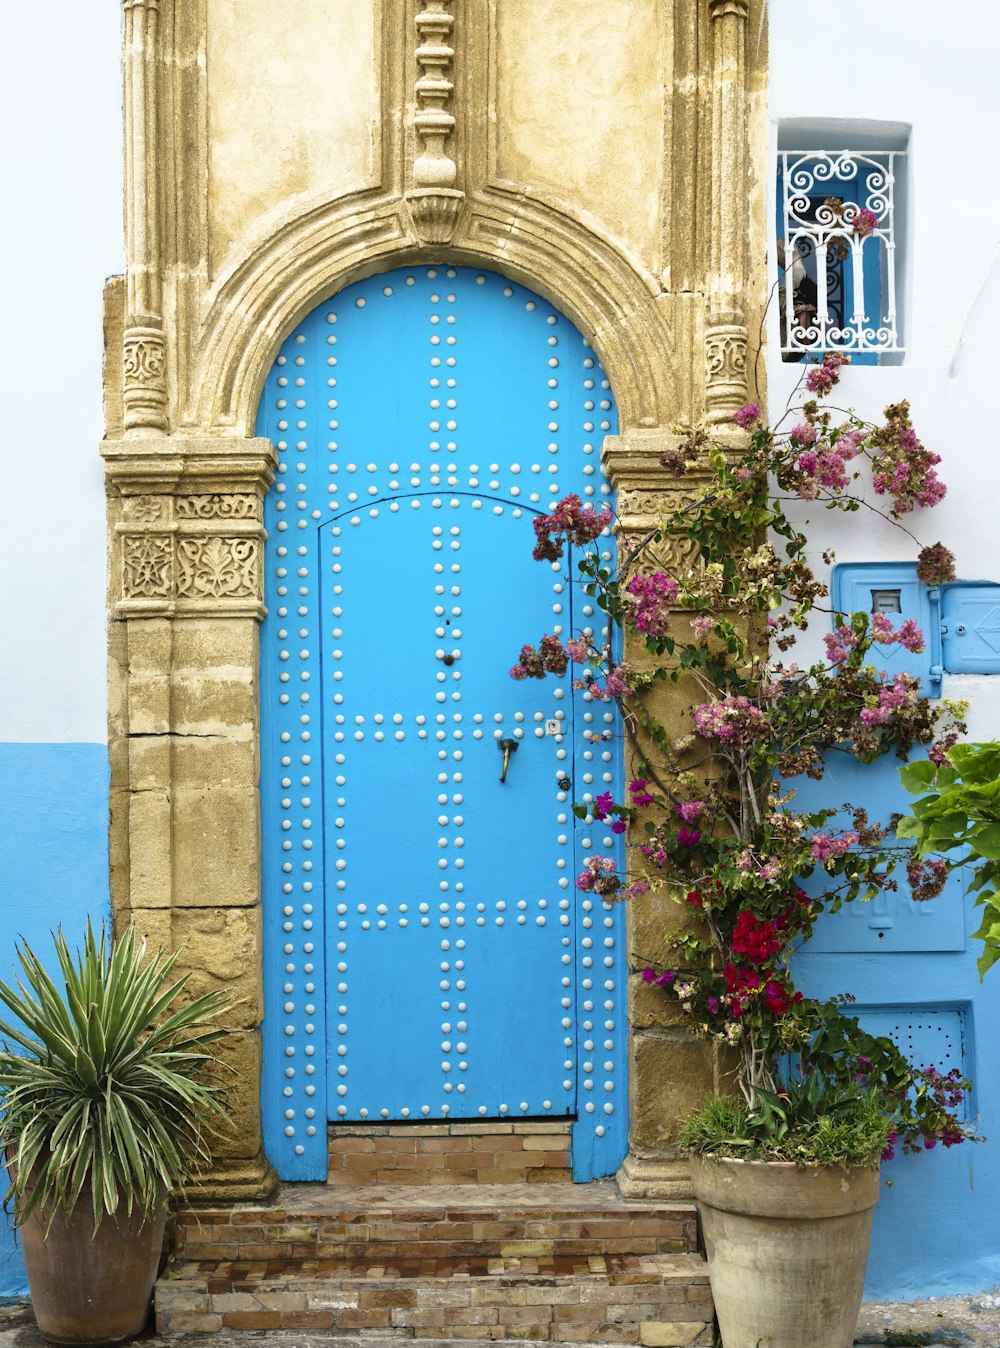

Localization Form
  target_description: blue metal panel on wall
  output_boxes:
[0,743,111,1297]
[832,562,937,693]
[851,1003,976,1119]
[792,755,966,954]
[941,583,1000,674]
[256,266,627,1182]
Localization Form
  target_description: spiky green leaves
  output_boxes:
[0,922,229,1231]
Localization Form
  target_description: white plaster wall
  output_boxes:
[769,0,1000,671]
[0,5,124,742]
[770,6,1000,1299]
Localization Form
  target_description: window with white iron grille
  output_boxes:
[777,149,905,363]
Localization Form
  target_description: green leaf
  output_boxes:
[969,823,1000,860]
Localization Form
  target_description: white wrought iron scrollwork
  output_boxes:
[778,150,903,358]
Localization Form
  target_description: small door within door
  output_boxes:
[322,497,576,1120]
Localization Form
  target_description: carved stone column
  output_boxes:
[602,432,728,1199]
[406,0,465,243]
[103,434,278,1199]
[705,0,750,423]
[122,0,168,434]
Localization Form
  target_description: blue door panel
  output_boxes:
[257,265,627,1180]
[791,755,966,954]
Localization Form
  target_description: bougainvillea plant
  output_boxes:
[512,352,976,1159]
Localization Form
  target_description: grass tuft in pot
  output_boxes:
[677,1074,892,1168]
[0,921,229,1231]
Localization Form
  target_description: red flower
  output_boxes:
[730,911,783,963]
[723,963,760,1017]
[762,980,803,1018]
[686,890,703,908]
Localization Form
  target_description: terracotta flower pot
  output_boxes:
[19,1196,168,1345]
[689,1154,880,1348]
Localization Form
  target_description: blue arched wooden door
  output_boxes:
[257,266,626,1181]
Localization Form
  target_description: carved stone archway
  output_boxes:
[103,0,766,1198]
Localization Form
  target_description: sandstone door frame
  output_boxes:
[102,0,764,1198]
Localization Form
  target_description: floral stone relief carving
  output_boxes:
[176,537,260,600]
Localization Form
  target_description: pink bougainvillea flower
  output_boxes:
[629,779,655,807]
[805,351,851,396]
[852,208,880,238]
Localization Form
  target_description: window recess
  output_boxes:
[777,149,904,364]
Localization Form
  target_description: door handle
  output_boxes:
[498,738,519,783]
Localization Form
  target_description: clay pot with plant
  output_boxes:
[0,923,228,1346]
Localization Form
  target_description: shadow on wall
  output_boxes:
[0,743,111,1297]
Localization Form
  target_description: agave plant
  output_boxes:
[0,922,229,1229]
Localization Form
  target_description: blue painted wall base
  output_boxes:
[0,743,110,1296]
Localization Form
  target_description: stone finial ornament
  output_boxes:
[406,0,465,242]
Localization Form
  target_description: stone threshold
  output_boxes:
[326,1123,574,1186]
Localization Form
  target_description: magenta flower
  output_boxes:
[733,402,761,430]
[676,800,704,825]
[575,855,621,897]
[917,543,957,585]
[852,208,880,238]
[626,571,679,638]
[757,856,782,883]
[532,494,613,563]
[859,673,919,728]
[629,779,655,807]
[576,664,633,701]
[510,634,569,680]
[677,828,701,847]
[824,624,859,665]
[593,791,614,819]
[906,856,949,902]
[694,696,769,746]
[898,618,925,654]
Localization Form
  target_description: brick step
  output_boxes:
[154,1252,714,1345]
[173,1183,700,1267]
